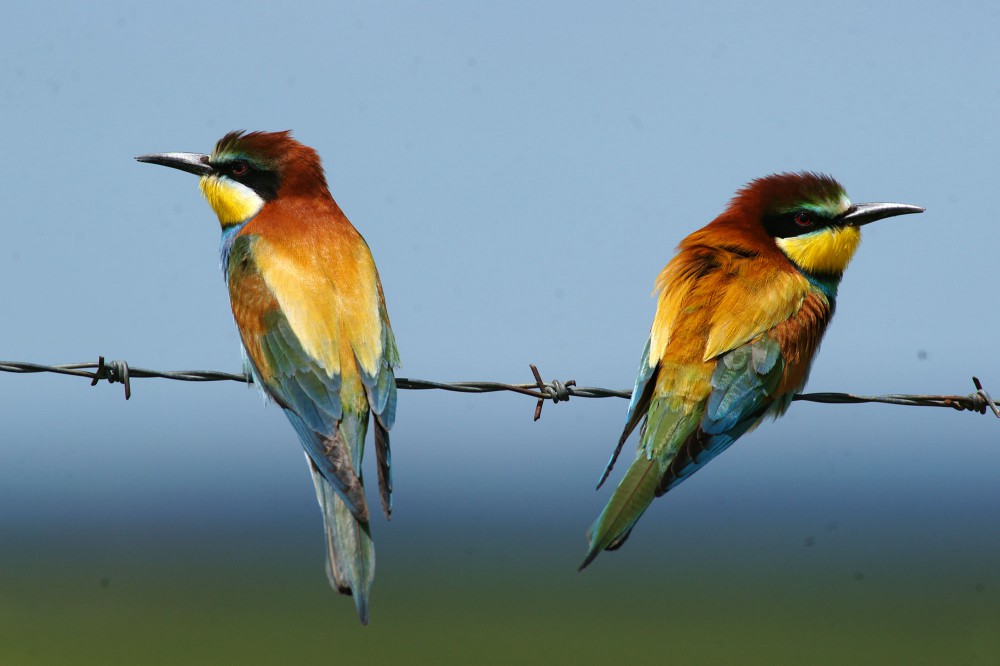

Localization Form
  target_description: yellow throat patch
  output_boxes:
[775,225,861,274]
[199,176,265,227]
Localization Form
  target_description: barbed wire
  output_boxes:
[2,356,998,422]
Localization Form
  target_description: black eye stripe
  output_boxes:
[209,159,281,202]
[764,210,835,239]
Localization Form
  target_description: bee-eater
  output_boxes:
[581,172,922,569]
[136,131,399,624]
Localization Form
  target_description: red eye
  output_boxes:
[794,212,813,227]
[231,162,248,176]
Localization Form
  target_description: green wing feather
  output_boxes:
[582,335,787,569]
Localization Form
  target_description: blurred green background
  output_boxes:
[3,496,998,664]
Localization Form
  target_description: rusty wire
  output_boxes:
[1,356,997,421]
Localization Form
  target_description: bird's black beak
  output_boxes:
[135,152,213,177]
[840,202,924,227]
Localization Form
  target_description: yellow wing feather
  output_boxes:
[649,246,815,368]
[704,268,809,361]
[250,224,384,381]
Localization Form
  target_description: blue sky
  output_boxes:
[1,0,998,625]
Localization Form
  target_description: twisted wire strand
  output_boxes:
[1,357,997,420]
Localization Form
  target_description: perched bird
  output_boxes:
[137,131,399,624]
[581,173,922,570]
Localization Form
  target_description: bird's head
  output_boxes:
[136,130,328,228]
[726,172,923,275]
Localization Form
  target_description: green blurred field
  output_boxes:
[1,529,997,665]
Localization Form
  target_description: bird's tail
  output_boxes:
[309,458,375,625]
[580,456,660,570]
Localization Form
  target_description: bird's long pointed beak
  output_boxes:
[840,202,924,227]
[135,152,213,177]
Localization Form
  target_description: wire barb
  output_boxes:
[89,356,132,400]
[0,358,996,422]
[530,364,577,421]
[973,377,1000,417]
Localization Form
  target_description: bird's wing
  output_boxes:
[648,244,812,363]
[599,245,812,485]
[657,287,832,495]
[595,337,657,488]
[357,279,400,517]
[645,245,830,477]
[226,230,398,520]
[584,247,831,563]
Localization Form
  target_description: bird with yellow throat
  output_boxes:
[137,131,399,624]
[581,172,922,569]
